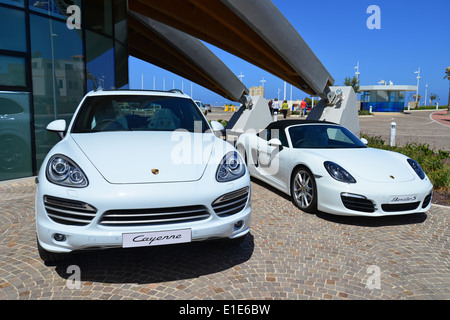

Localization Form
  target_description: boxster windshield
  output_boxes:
[288,124,367,149]
[71,95,209,133]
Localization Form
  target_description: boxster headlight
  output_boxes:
[46,155,88,187]
[216,151,246,182]
[407,158,425,180]
[324,161,356,183]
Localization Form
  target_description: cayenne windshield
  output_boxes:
[288,124,367,149]
[71,95,209,133]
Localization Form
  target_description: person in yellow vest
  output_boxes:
[281,100,289,119]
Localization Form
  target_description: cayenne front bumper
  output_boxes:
[36,177,251,253]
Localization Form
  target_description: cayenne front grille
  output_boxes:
[341,193,375,213]
[99,205,210,226]
[212,187,249,217]
[44,195,97,226]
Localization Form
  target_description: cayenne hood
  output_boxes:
[314,148,416,183]
[72,131,215,184]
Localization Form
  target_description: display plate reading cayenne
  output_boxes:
[122,229,191,248]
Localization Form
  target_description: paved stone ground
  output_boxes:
[0,178,449,300]
[359,110,450,152]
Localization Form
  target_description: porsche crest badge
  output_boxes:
[152,169,159,175]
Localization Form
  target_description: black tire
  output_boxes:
[291,166,317,213]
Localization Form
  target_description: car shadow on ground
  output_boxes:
[52,234,254,284]
[250,177,428,227]
[315,211,427,227]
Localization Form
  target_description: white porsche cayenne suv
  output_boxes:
[35,89,251,262]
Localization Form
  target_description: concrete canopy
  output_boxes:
[128,0,334,100]
[128,11,249,102]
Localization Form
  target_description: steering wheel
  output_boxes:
[93,119,120,131]
[293,139,306,148]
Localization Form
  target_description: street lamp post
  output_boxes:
[260,78,266,98]
[414,67,421,109]
[260,77,266,87]
[354,61,360,82]
[445,67,450,114]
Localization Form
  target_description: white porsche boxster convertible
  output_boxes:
[35,90,251,262]
[236,120,433,217]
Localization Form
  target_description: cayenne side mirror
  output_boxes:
[46,119,66,140]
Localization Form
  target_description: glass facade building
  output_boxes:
[359,85,417,113]
[0,0,128,181]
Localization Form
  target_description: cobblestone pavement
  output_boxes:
[0,178,449,300]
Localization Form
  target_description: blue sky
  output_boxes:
[128,0,450,106]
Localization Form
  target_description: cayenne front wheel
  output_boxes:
[291,167,317,213]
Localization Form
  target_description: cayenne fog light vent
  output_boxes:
[212,187,249,217]
[44,195,97,226]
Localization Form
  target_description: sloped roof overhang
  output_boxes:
[128,11,248,102]
[128,0,334,99]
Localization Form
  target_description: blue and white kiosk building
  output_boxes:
[359,85,417,112]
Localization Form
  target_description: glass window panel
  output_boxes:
[398,91,405,103]
[30,0,82,20]
[0,55,26,87]
[376,90,388,102]
[30,14,85,169]
[0,7,26,52]
[84,0,112,36]
[388,91,396,102]
[361,91,370,103]
[115,41,128,89]
[114,0,127,44]
[0,0,24,7]
[0,92,33,181]
[86,30,115,91]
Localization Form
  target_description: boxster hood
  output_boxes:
[311,148,416,183]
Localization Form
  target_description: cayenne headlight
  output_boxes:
[216,151,246,182]
[324,161,356,183]
[407,158,425,180]
[46,155,88,187]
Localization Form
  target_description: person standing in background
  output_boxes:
[272,98,280,116]
[281,100,289,119]
[300,98,307,117]
[268,99,274,115]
